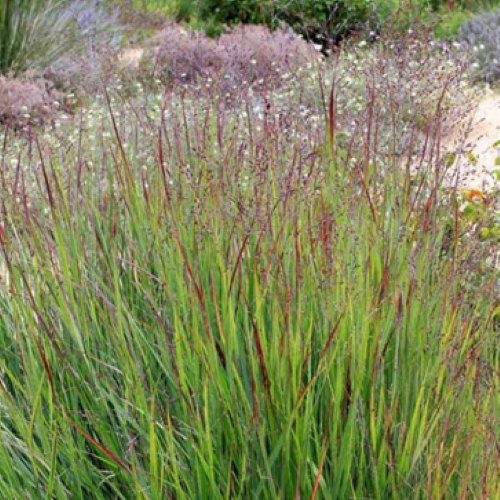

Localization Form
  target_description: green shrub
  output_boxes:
[131,0,500,43]
[151,1,443,41]
[186,0,379,41]
[433,6,472,39]
[431,0,500,40]
[132,0,406,40]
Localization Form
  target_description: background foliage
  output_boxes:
[121,0,497,40]
[0,0,121,76]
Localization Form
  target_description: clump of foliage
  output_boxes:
[172,0,411,42]
[0,26,498,499]
[127,0,500,43]
[432,0,500,39]
[198,0,373,40]
[0,0,122,76]
[131,23,316,95]
[0,0,74,75]
[135,0,467,41]
[459,8,500,82]
[0,75,66,125]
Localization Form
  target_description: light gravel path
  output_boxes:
[445,90,500,189]
[119,47,145,68]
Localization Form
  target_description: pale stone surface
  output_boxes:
[444,90,500,189]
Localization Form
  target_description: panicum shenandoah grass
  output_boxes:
[0,29,498,499]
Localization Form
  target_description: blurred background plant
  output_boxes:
[0,0,122,77]
[132,0,419,42]
[115,0,500,43]
[458,8,500,82]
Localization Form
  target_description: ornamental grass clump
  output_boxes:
[0,0,122,77]
[0,0,74,75]
[0,27,498,499]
